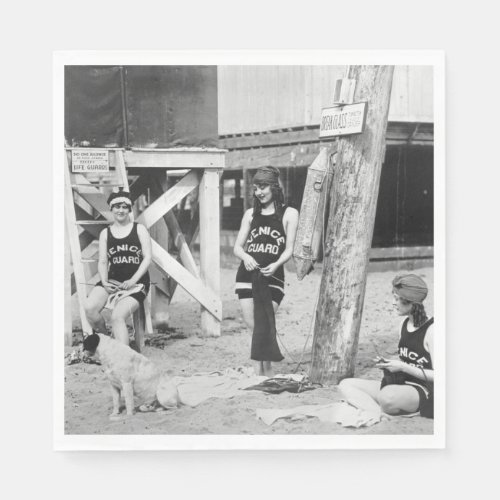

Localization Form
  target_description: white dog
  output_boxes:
[83,333,179,419]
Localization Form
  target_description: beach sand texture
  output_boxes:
[64,264,434,436]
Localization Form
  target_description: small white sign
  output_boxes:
[71,149,109,172]
[319,102,368,138]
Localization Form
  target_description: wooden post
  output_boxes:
[64,227,73,346]
[149,170,200,310]
[235,175,241,199]
[147,171,172,331]
[64,155,92,337]
[198,169,221,337]
[310,65,394,385]
[242,166,253,212]
[165,211,200,277]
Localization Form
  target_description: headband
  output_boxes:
[109,196,132,207]
[107,190,132,208]
[252,167,280,186]
[392,274,428,303]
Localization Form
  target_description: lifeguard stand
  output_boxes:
[64,66,225,346]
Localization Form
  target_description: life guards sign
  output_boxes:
[71,149,109,172]
[319,102,368,138]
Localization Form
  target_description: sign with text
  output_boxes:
[319,102,368,138]
[71,149,109,172]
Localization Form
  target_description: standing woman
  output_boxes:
[84,190,152,346]
[234,167,299,376]
[338,274,434,417]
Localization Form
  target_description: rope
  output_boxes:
[292,152,334,373]
[274,155,334,373]
[290,287,319,373]
[252,264,310,368]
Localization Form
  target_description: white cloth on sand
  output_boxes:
[256,402,382,428]
[172,367,267,407]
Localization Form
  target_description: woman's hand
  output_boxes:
[243,254,259,271]
[375,359,408,373]
[102,281,119,294]
[260,262,279,277]
[120,279,137,291]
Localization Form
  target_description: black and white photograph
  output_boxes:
[54,52,445,449]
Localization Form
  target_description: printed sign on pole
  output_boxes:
[319,102,368,138]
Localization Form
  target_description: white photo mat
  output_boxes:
[54,50,445,450]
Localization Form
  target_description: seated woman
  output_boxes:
[338,274,434,417]
[84,190,152,346]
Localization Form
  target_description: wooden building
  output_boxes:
[217,66,434,262]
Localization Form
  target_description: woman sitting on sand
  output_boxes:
[84,189,152,346]
[338,274,434,418]
[233,167,299,377]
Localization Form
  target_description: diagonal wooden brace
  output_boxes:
[150,241,221,321]
[136,170,201,229]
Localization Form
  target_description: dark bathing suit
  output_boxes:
[235,209,287,362]
[97,222,150,303]
[235,209,287,304]
[382,317,434,412]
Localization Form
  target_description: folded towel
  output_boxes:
[250,271,283,362]
[171,369,268,407]
[256,402,382,428]
[104,284,145,310]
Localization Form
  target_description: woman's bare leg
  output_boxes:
[338,378,382,413]
[84,286,109,333]
[110,296,140,345]
[238,298,261,373]
[239,297,254,330]
[263,302,280,377]
[240,298,281,376]
[378,385,420,414]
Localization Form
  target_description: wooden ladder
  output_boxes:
[64,149,152,350]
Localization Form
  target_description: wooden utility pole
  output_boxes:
[310,65,394,385]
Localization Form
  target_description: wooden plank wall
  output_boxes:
[218,66,433,135]
[389,66,434,122]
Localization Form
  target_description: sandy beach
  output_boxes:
[64,262,434,435]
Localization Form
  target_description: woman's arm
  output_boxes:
[420,324,434,382]
[120,224,152,290]
[424,324,434,360]
[376,359,434,383]
[98,229,117,294]
[233,208,259,270]
[404,324,434,382]
[260,207,299,276]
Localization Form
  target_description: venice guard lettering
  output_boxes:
[247,242,280,255]
[247,226,285,246]
[108,244,142,257]
[399,346,429,366]
[111,255,140,265]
